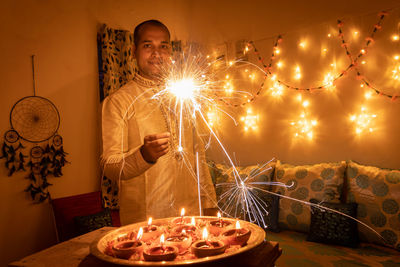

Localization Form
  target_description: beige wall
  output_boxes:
[0,0,187,265]
[192,0,400,169]
[0,0,399,265]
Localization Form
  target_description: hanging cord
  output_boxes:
[31,55,36,96]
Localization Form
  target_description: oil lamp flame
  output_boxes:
[160,234,165,245]
[181,208,185,217]
[236,220,241,229]
[202,228,208,241]
[148,217,152,226]
[217,212,221,219]
[191,216,195,225]
[137,227,143,240]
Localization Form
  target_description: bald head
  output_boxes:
[134,20,170,46]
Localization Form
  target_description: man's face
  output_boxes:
[134,25,171,80]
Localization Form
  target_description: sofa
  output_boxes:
[208,160,400,267]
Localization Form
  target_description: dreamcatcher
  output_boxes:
[0,56,68,203]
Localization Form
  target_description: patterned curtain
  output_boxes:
[98,24,136,102]
[97,24,136,209]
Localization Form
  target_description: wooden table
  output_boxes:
[9,227,281,267]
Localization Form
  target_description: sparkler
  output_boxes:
[106,45,384,243]
[149,49,293,228]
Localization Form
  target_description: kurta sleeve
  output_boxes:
[101,92,154,181]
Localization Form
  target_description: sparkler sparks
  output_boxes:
[215,159,291,227]
[105,45,384,242]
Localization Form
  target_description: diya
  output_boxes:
[112,228,145,259]
[220,220,251,247]
[141,217,161,242]
[91,214,265,265]
[208,212,233,236]
[171,208,192,225]
[191,228,226,258]
[143,234,178,261]
[164,231,192,253]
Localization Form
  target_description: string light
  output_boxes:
[249,73,256,80]
[323,72,336,91]
[392,66,400,81]
[294,65,302,80]
[240,108,259,132]
[392,55,400,81]
[207,109,218,127]
[216,10,395,131]
[224,81,234,94]
[299,41,307,49]
[364,91,373,99]
[290,95,317,140]
[269,81,284,97]
[350,106,376,135]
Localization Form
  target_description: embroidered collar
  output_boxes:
[133,72,162,88]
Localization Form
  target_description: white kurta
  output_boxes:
[101,74,217,225]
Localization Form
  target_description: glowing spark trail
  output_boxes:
[103,45,385,243]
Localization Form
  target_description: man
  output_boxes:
[101,20,217,225]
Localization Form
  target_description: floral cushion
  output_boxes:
[208,160,276,228]
[273,160,346,233]
[346,161,400,251]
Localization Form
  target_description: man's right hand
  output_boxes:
[140,132,170,163]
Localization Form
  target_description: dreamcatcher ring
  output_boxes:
[10,95,60,143]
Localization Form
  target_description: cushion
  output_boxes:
[273,160,346,233]
[208,160,277,230]
[73,208,113,235]
[346,161,400,251]
[261,193,281,233]
[307,199,359,247]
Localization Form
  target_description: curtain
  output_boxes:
[98,24,136,102]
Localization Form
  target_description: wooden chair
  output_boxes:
[50,191,120,242]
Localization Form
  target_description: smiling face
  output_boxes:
[134,24,171,80]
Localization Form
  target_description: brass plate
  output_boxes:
[90,216,265,266]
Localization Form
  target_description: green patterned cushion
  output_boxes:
[346,161,400,251]
[307,199,359,247]
[208,160,276,224]
[73,208,112,235]
[273,160,346,233]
